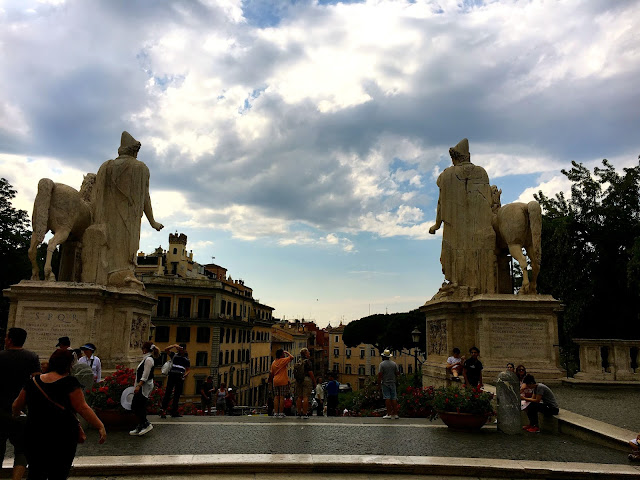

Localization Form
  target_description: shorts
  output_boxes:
[381,384,397,400]
[216,400,225,413]
[294,377,312,398]
[0,413,27,467]
[273,384,290,397]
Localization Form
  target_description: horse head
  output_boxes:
[80,173,97,202]
[490,185,502,214]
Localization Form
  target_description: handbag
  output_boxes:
[32,377,86,443]
[161,357,173,375]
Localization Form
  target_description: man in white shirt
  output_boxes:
[78,343,102,382]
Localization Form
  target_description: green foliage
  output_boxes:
[534,158,640,340]
[0,178,31,336]
[342,310,424,352]
[430,385,494,417]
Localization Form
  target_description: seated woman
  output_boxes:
[445,347,464,380]
[520,374,559,433]
[12,349,107,479]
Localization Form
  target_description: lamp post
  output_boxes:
[411,328,421,386]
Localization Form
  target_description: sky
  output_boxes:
[1,0,639,328]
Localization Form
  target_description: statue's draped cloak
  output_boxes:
[436,162,496,294]
[92,155,150,277]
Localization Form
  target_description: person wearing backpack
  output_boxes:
[294,348,315,419]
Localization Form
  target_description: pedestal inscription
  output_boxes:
[20,308,89,355]
[428,320,448,355]
[489,320,548,359]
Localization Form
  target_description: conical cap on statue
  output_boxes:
[120,131,140,149]
[451,138,469,157]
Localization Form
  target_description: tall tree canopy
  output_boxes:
[535,158,640,341]
[0,178,32,335]
[342,310,424,352]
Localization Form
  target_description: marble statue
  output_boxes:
[490,186,542,295]
[84,131,164,289]
[429,139,496,297]
[28,174,96,281]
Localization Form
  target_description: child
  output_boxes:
[629,433,640,461]
[446,347,464,380]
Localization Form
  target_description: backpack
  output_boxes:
[293,360,306,383]
[71,362,95,390]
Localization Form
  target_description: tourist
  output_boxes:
[378,349,399,419]
[0,327,40,480]
[268,348,293,418]
[326,374,340,416]
[215,382,228,416]
[446,347,464,380]
[12,349,106,479]
[463,346,483,388]
[130,341,159,436]
[55,336,78,365]
[506,363,515,373]
[160,343,190,418]
[200,375,214,415]
[226,387,237,415]
[315,376,325,416]
[628,433,640,462]
[78,342,102,382]
[520,374,559,433]
[294,348,316,419]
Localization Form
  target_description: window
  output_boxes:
[345,364,352,374]
[225,329,230,343]
[334,348,339,357]
[157,297,171,317]
[194,376,205,396]
[231,350,235,363]
[173,248,177,254]
[221,300,226,315]
[252,331,255,341]
[408,365,413,374]
[220,327,225,342]
[223,372,228,384]
[225,351,229,364]
[345,348,351,358]
[197,299,210,319]
[176,326,190,343]
[335,335,339,342]
[398,365,403,374]
[196,351,208,366]
[333,364,339,372]
[196,327,210,343]
[154,326,169,343]
[231,329,236,343]
[358,366,365,375]
[370,366,375,375]
[219,352,223,365]
[370,348,376,357]
[360,349,365,359]
[177,298,191,317]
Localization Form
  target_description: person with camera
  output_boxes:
[160,343,190,418]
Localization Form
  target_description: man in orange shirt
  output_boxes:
[268,349,293,418]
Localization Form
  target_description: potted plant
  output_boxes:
[430,385,494,430]
[86,365,164,429]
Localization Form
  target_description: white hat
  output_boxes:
[120,386,135,410]
[382,349,392,358]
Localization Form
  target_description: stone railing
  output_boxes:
[574,338,640,382]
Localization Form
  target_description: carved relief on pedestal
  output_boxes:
[129,316,149,349]
[428,320,448,356]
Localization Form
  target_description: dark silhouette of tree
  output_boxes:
[342,310,424,352]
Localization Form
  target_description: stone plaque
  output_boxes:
[489,320,547,359]
[19,307,90,357]
[428,320,447,355]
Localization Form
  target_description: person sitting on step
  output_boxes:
[520,374,559,433]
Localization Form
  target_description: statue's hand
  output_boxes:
[152,222,164,231]
[429,225,438,234]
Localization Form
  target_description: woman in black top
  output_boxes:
[12,349,106,480]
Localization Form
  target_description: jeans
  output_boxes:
[526,402,559,426]
[162,374,184,414]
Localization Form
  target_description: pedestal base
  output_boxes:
[3,280,156,369]
[420,294,564,386]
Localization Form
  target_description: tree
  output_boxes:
[534,157,640,341]
[342,310,425,353]
[0,178,32,336]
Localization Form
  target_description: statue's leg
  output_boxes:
[44,229,71,281]
[28,234,41,280]
[528,244,540,294]
[508,243,530,294]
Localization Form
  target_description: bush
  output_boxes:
[430,385,494,417]
[398,385,435,418]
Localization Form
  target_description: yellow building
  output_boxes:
[327,323,421,391]
[137,233,274,407]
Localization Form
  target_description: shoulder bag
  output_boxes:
[32,377,86,443]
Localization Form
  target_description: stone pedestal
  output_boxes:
[3,280,156,369]
[419,294,564,387]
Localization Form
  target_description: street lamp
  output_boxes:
[411,328,421,386]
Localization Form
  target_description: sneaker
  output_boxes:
[522,425,531,430]
[526,426,541,433]
[129,426,141,436]
[138,423,153,436]
[628,453,640,462]
[303,415,309,419]
[393,415,399,419]
[383,415,392,419]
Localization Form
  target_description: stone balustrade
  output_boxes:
[574,338,640,382]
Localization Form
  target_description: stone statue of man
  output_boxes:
[429,138,496,297]
[84,131,163,289]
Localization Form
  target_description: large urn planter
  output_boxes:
[95,409,138,430]
[438,411,490,431]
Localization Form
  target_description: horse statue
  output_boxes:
[490,185,542,295]
[28,173,96,281]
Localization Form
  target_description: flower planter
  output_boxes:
[438,411,490,431]
[95,409,138,430]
